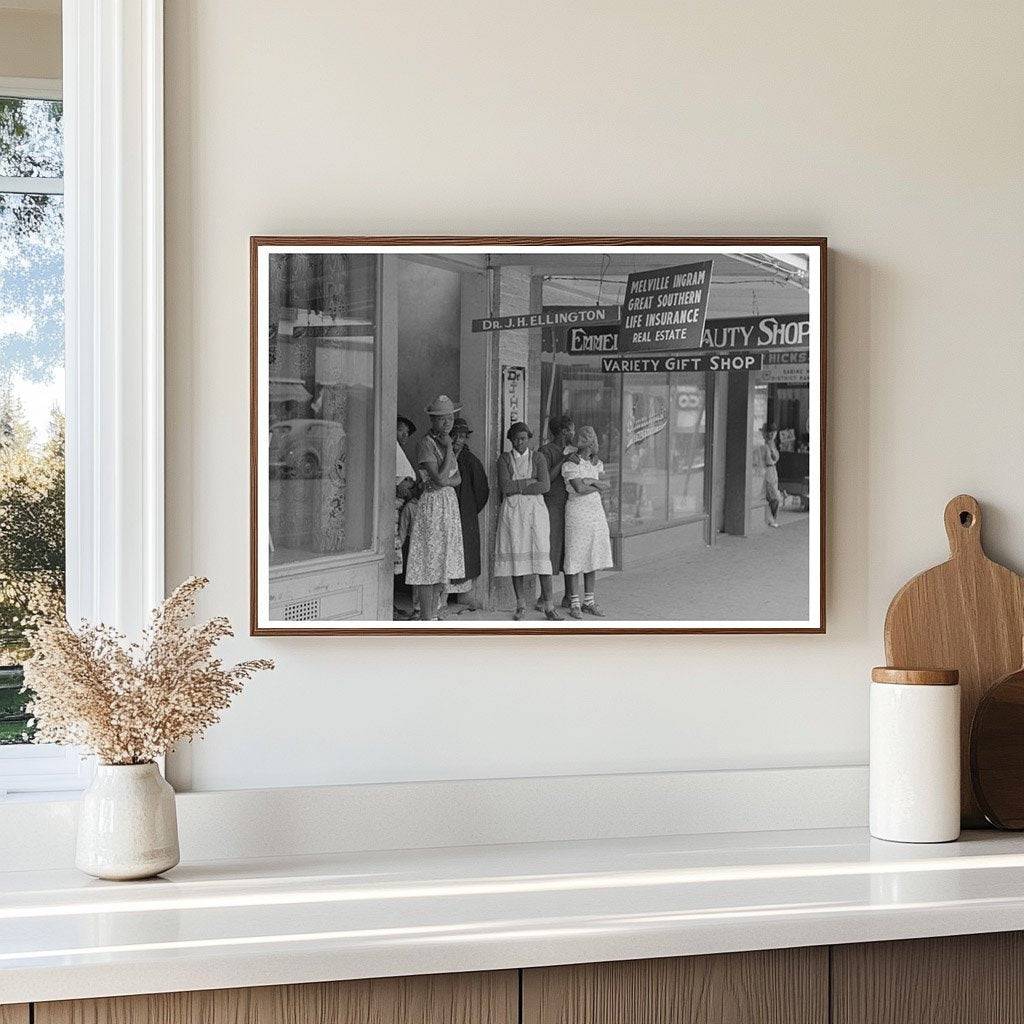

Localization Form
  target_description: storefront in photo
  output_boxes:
[261,248,815,623]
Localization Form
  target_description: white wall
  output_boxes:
[0,5,61,80]
[164,1,1024,792]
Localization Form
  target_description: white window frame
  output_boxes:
[0,0,165,798]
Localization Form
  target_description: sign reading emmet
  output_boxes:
[618,260,713,353]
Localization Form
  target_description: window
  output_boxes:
[619,372,707,536]
[0,83,84,796]
[267,253,378,567]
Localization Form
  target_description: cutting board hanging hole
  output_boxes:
[944,494,983,557]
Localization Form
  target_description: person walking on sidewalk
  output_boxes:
[494,422,562,622]
[562,425,613,618]
[761,421,783,528]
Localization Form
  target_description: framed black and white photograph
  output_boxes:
[250,237,826,634]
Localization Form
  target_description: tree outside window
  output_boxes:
[0,95,65,744]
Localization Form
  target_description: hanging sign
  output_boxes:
[618,260,713,353]
[703,314,810,350]
[500,365,527,449]
[759,364,810,384]
[564,324,620,354]
[472,305,620,333]
[763,349,809,365]
[558,313,812,356]
[602,352,764,374]
[759,348,809,383]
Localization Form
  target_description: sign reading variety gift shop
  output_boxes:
[599,348,810,375]
[602,352,767,374]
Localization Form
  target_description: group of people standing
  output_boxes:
[394,396,614,622]
[494,414,613,620]
[395,395,488,621]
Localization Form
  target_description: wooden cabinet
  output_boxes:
[522,948,828,1024]
[23,932,1024,1024]
[832,932,1024,1024]
[34,971,517,1024]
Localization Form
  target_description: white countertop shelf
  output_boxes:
[4,827,1024,1004]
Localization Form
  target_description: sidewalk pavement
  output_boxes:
[449,512,810,623]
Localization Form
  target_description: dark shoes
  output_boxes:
[581,604,605,617]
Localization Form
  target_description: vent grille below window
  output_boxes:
[282,597,322,621]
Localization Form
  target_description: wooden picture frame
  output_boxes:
[250,237,827,635]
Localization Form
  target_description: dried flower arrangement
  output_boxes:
[22,576,273,765]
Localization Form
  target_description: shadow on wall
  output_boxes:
[828,250,872,635]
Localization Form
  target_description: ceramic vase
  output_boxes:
[76,762,180,880]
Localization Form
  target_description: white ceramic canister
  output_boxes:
[76,762,180,880]
[869,667,961,843]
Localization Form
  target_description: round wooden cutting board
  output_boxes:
[884,494,1024,827]
[970,658,1024,829]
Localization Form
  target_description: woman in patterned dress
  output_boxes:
[493,422,562,622]
[761,422,783,528]
[404,395,465,620]
[562,425,613,618]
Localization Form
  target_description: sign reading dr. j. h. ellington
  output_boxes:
[471,305,620,333]
[618,260,713,353]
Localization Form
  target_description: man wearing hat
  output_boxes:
[447,417,490,612]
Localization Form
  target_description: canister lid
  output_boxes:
[871,667,959,686]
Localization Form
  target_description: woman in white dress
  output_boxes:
[493,422,562,622]
[562,425,613,618]
[405,395,465,620]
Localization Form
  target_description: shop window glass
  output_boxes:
[621,375,672,533]
[668,374,706,519]
[555,361,621,530]
[267,254,377,565]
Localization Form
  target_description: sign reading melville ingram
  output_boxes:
[618,260,713,353]
[471,305,620,333]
